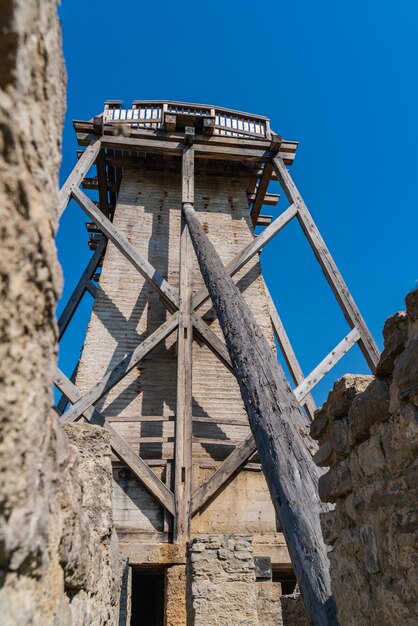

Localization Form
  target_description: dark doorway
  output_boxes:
[273,570,297,595]
[131,570,165,626]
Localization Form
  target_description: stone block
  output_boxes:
[349,378,390,443]
[322,375,373,420]
[405,288,418,322]
[318,459,353,502]
[392,336,418,402]
[376,312,408,377]
[357,435,386,478]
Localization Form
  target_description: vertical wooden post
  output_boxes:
[272,156,380,371]
[174,145,194,543]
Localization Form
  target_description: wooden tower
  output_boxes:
[55,100,379,624]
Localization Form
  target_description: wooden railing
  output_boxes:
[103,100,270,140]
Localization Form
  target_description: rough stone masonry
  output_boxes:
[0,1,123,624]
[312,288,418,626]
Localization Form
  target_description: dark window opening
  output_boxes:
[131,570,165,626]
[272,570,297,595]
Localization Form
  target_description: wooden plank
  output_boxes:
[58,238,106,339]
[193,329,358,515]
[182,202,337,625]
[58,139,101,219]
[71,187,179,312]
[96,150,110,217]
[256,215,273,227]
[265,284,317,420]
[251,163,273,225]
[99,135,296,165]
[191,433,257,514]
[294,328,361,404]
[272,156,380,371]
[192,203,297,311]
[60,313,179,423]
[174,146,194,543]
[85,281,98,298]
[53,368,175,515]
[249,192,279,206]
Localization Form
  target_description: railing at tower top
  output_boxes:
[103,100,271,140]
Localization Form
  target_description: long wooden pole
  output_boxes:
[182,202,338,626]
[174,146,194,542]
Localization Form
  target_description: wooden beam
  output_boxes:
[272,156,380,371]
[191,314,233,372]
[60,314,179,423]
[193,331,360,515]
[99,135,296,165]
[294,328,361,404]
[53,369,175,515]
[192,203,298,311]
[249,191,279,207]
[265,284,316,420]
[256,215,273,227]
[58,139,101,220]
[251,163,273,226]
[174,147,194,543]
[96,150,110,217]
[71,187,180,312]
[182,202,337,626]
[58,238,106,339]
[191,433,256,514]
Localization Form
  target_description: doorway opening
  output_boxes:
[130,569,165,626]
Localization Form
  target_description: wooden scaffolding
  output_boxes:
[54,99,379,624]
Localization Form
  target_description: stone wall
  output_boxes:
[187,534,259,626]
[0,1,123,624]
[311,289,418,625]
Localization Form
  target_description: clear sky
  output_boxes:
[56,0,418,406]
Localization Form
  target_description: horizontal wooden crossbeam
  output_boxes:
[54,368,175,515]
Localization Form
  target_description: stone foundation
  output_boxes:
[187,535,259,626]
[311,289,418,625]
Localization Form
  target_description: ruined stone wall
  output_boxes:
[0,2,123,624]
[311,289,418,625]
[187,534,260,626]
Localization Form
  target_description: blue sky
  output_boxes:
[56,0,418,406]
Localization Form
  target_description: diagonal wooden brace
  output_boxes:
[54,368,175,515]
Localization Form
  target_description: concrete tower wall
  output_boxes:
[76,167,287,553]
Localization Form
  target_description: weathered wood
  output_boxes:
[53,368,175,515]
[294,328,360,403]
[192,203,297,311]
[58,238,106,339]
[174,147,194,543]
[265,284,316,419]
[58,139,101,219]
[85,280,98,298]
[192,432,256,514]
[99,134,296,165]
[272,156,380,371]
[251,163,273,225]
[191,313,233,372]
[61,313,179,423]
[182,202,337,626]
[96,150,110,217]
[72,187,180,312]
